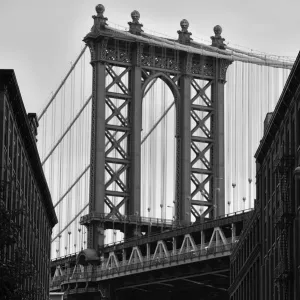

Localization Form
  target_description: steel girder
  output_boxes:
[83,30,231,248]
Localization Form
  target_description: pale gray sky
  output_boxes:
[0,0,299,114]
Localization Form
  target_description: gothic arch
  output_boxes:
[140,71,177,219]
[142,72,180,103]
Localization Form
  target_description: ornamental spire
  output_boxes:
[91,4,108,33]
[128,10,143,35]
[211,25,226,50]
[177,19,192,45]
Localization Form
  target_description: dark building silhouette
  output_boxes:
[0,70,58,299]
[229,53,300,299]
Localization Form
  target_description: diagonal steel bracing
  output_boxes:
[190,78,214,219]
[81,15,232,250]
[102,65,131,224]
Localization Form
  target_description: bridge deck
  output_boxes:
[50,210,253,299]
[51,242,232,290]
[51,210,251,269]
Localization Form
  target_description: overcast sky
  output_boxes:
[1,0,299,114]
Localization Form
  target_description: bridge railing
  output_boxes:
[51,240,237,287]
[218,208,253,219]
[80,209,253,228]
[50,208,252,264]
[80,212,176,226]
[99,237,237,270]
[100,208,252,248]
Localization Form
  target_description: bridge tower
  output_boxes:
[80,4,232,252]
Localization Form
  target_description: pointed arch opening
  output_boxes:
[141,74,178,221]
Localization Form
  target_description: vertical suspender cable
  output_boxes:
[248,63,252,208]
[241,62,245,210]
[162,81,166,219]
[234,62,237,212]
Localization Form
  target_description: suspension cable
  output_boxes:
[107,26,293,69]
[38,45,88,121]
[42,95,92,165]
[141,101,175,143]
[51,203,89,242]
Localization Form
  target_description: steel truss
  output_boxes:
[51,212,250,289]
[82,11,232,249]
[104,64,131,221]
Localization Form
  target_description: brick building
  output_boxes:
[0,70,57,299]
[229,52,300,299]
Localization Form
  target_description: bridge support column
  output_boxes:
[126,43,142,238]
[87,57,106,249]
[201,230,206,250]
[178,68,192,225]
[211,58,229,217]
[172,237,177,255]
[146,243,150,260]
[122,249,127,266]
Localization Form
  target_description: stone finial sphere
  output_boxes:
[95,4,105,14]
[180,19,189,30]
[213,25,222,36]
[131,10,140,22]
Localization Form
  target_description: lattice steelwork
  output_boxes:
[190,79,213,219]
[33,5,293,259]
[80,6,232,250]
[104,65,130,220]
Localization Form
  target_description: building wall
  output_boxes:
[0,71,57,300]
[255,66,300,300]
[229,54,300,300]
[229,205,261,299]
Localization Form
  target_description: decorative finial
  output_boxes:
[213,25,222,37]
[211,25,226,50]
[178,19,192,45]
[128,10,143,35]
[91,4,108,33]
[180,19,189,32]
[95,4,105,16]
[131,10,140,23]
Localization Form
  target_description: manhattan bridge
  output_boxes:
[41,4,294,299]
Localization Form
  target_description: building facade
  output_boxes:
[0,70,58,299]
[229,200,261,299]
[229,53,300,299]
